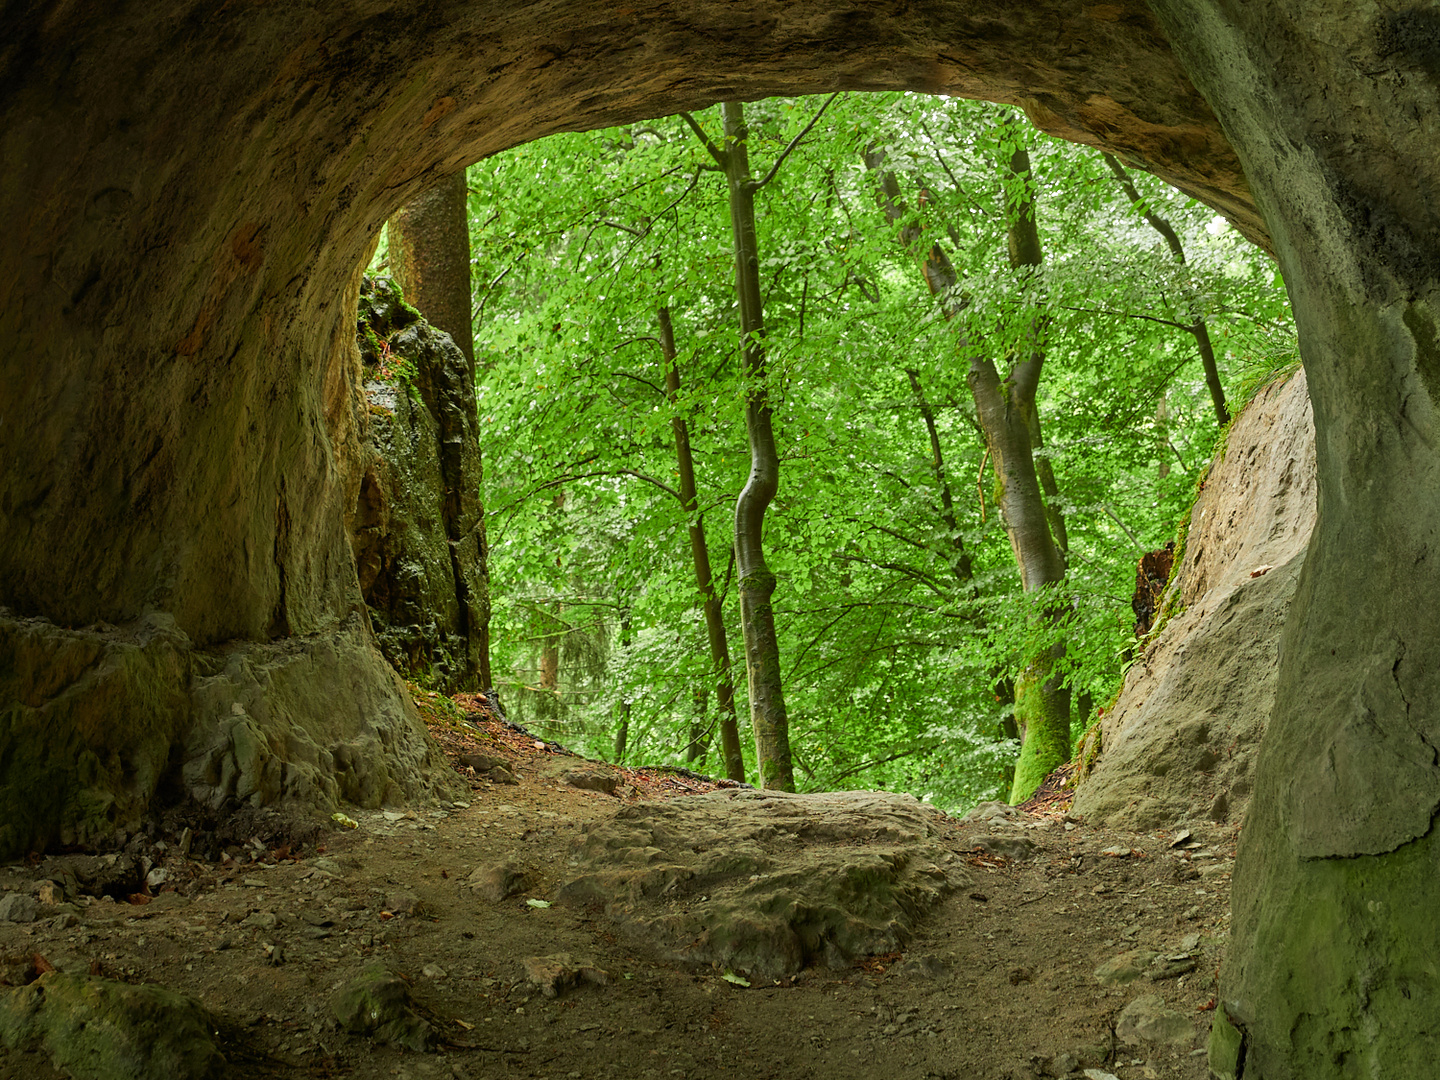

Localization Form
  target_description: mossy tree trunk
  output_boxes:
[868,138,1069,803]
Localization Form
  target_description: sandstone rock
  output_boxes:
[459,753,506,772]
[0,972,224,1080]
[331,964,435,1051]
[962,801,1023,827]
[522,953,610,997]
[1074,370,1315,830]
[968,834,1038,861]
[1093,950,1155,985]
[1115,994,1194,1047]
[468,861,533,902]
[558,789,969,979]
[350,277,491,694]
[1208,1004,1245,1080]
[0,893,37,923]
[563,768,619,794]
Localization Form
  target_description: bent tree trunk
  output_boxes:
[386,170,494,691]
[659,307,746,782]
[720,102,793,791]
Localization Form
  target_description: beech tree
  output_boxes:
[465,93,1290,806]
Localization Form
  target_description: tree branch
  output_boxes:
[754,92,841,191]
[678,111,726,166]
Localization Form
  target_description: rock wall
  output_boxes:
[1072,370,1316,831]
[349,278,491,694]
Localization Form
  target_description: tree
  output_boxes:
[659,306,747,781]
[681,97,839,791]
[1102,153,1229,427]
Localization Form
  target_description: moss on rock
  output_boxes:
[0,972,224,1080]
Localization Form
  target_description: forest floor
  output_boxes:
[0,695,1236,1080]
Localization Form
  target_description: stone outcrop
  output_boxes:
[1073,370,1316,830]
[558,789,970,979]
[349,277,491,693]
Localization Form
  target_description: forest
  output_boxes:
[378,92,1297,812]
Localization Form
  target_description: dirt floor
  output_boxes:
[0,697,1236,1080]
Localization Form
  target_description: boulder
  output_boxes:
[1074,370,1316,830]
[0,972,224,1080]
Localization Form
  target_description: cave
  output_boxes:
[2,2,1437,1075]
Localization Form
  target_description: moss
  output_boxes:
[0,972,224,1080]
[1008,656,1070,804]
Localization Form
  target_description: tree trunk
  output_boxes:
[974,140,1070,804]
[863,150,976,590]
[386,169,494,692]
[659,307,747,782]
[387,171,476,371]
[719,101,794,792]
[687,687,709,766]
[869,138,1069,803]
[1101,153,1230,427]
[614,611,632,762]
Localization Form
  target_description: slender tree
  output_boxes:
[659,306,747,781]
[681,97,837,790]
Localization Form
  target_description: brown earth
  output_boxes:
[0,698,1233,1080]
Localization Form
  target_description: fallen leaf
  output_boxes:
[721,972,750,987]
[526,898,552,909]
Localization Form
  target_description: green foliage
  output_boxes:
[462,93,1295,814]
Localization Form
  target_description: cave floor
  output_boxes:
[0,714,1234,1080]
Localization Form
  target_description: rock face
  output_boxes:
[558,789,969,979]
[1074,371,1316,830]
[350,277,491,693]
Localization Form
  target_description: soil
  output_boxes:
[0,695,1236,1080]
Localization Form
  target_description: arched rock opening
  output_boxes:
[2,3,1438,1076]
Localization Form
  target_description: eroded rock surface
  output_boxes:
[559,789,970,979]
[1074,371,1316,830]
[350,277,490,693]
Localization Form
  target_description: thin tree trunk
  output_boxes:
[863,148,975,589]
[614,611,632,762]
[1102,153,1230,426]
[721,102,793,791]
[687,687,709,765]
[904,367,974,587]
[659,306,747,781]
[387,169,494,692]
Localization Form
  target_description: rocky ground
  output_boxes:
[0,697,1236,1080]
